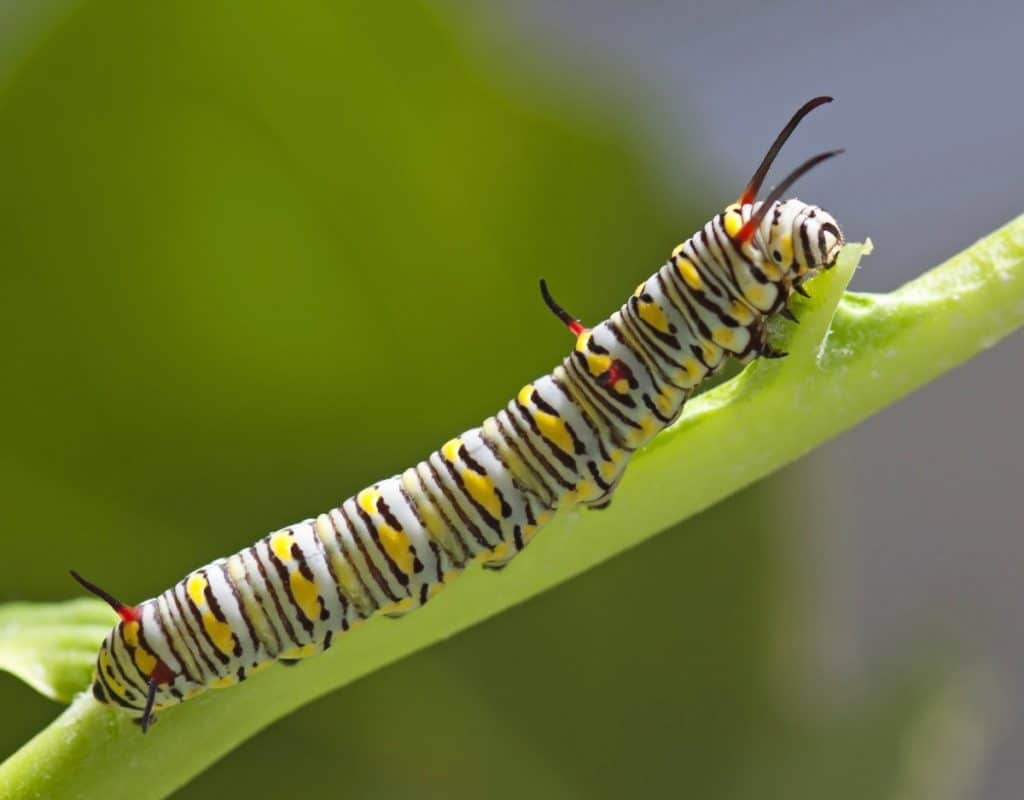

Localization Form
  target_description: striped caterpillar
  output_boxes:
[72,97,844,731]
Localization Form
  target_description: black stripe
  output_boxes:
[169,581,221,676]
[340,504,402,604]
[438,452,505,538]
[615,307,682,389]
[264,540,316,637]
[252,546,303,648]
[355,503,412,588]
[152,596,200,682]
[327,510,377,617]
[550,373,614,464]
[515,397,580,470]
[504,402,576,491]
[239,550,285,653]
[566,355,640,432]
[427,456,494,551]
[217,562,265,659]
[414,463,473,565]
[608,312,669,388]
[314,529,351,632]
[494,412,559,505]
[202,571,244,656]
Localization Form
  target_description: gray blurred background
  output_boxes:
[479,0,1023,796]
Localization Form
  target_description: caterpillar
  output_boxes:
[72,97,845,732]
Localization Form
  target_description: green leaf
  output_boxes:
[0,600,113,703]
[1,213,1021,798]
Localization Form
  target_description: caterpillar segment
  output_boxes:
[74,96,845,731]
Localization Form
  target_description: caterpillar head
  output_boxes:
[732,96,844,295]
[758,198,844,281]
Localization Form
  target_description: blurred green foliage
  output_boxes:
[0,2,978,798]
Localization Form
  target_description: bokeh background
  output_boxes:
[1,1,1021,798]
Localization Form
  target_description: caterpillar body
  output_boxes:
[73,97,845,731]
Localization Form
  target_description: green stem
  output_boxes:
[2,215,1022,800]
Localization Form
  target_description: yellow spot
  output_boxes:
[516,384,534,407]
[187,574,208,607]
[441,438,463,463]
[289,569,323,622]
[489,542,511,562]
[655,391,674,415]
[133,646,157,677]
[761,260,783,281]
[779,233,793,262]
[535,510,555,526]
[188,575,237,656]
[724,211,743,238]
[279,643,320,660]
[574,331,592,353]
[270,531,293,562]
[613,378,630,393]
[332,552,366,607]
[628,416,658,445]
[415,497,447,540]
[730,301,754,325]
[724,202,740,212]
[599,458,621,482]
[382,597,415,616]
[203,611,237,656]
[676,258,703,290]
[633,282,645,297]
[574,480,596,501]
[122,620,140,648]
[461,469,503,519]
[701,341,721,364]
[99,650,129,702]
[586,352,612,377]
[379,525,415,574]
[744,282,775,309]
[122,622,158,676]
[210,675,238,690]
[638,299,670,333]
[357,488,381,516]
[670,242,686,258]
[535,409,574,454]
[712,327,737,349]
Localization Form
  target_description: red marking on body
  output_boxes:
[568,321,586,336]
[149,659,176,685]
[600,359,632,390]
[117,605,141,623]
